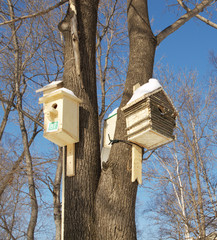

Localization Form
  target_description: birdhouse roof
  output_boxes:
[38,87,82,104]
[122,82,177,114]
[36,80,63,94]
[127,78,162,105]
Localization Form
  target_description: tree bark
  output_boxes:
[0,93,15,141]
[59,0,156,239]
[59,1,101,239]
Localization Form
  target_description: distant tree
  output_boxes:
[96,0,128,128]
[0,0,64,239]
[143,70,217,240]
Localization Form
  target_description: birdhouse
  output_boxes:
[122,79,177,150]
[36,81,82,147]
[101,108,118,164]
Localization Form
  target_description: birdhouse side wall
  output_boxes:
[150,94,176,139]
[62,97,80,143]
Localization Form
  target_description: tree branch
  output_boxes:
[177,0,217,29]
[156,0,216,45]
[0,95,43,128]
[0,0,69,27]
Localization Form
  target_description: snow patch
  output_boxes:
[51,87,77,98]
[127,78,162,104]
[47,80,63,86]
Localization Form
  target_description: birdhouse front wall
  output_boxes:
[125,102,151,140]
[43,98,63,129]
[149,91,176,139]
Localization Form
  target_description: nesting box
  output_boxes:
[102,108,118,148]
[36,81,82,147]
[122,79,177,150]
[101,108,118,164]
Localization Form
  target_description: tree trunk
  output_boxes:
[60,0,156,239]
[95,0,156,239]
[59,1,101,239]
[8,1,38,238]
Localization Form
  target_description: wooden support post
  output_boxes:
[66,144,75,177]
[133,83,140,92]
[61,146,66,240]
[131,145,143,185]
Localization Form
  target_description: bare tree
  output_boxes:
[143,70,217,240]
[97,0,128,128]
[0,0,64,239]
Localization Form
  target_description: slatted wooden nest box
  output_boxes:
[122,79,177,150]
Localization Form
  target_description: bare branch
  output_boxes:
[0,95,43,128]
[0,0,68,27]
[177,0,217,29]
[156,0,216,45]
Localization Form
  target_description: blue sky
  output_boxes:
[149,1,217,76]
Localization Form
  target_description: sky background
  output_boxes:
[150,1,217,76]
[136,1,217,239]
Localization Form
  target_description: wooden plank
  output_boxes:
[132,145,143,184]
[66,144,75,177]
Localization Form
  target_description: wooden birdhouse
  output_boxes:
[36,81,82,177]
[36,81,82,146]
[122,79,177,150]
[122,79,177,185]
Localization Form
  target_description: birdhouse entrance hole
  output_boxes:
[52,103,58,109]
[157,105,165,115]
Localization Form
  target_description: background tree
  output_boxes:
[96,0,128,127]
[0,0,64,239]
[142,69,217,240]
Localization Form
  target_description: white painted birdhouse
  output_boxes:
[122,79,177,150]
[101,108,118,164]
[36,81,82,147]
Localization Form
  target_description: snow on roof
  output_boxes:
[51,87,76,97]
[127,78,162,105]
[38,87,82,104]
[47,80,63,86]
[51,88,82,102]
[36,80,63,93]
